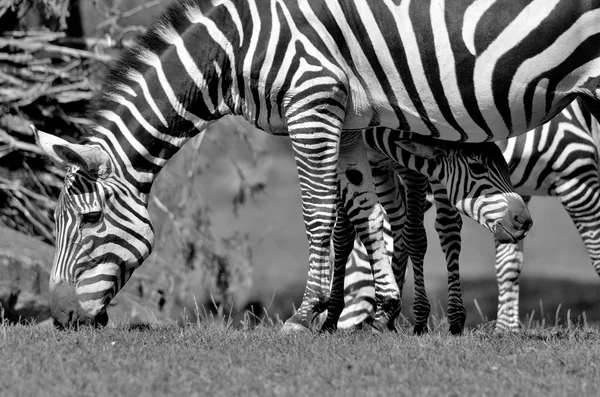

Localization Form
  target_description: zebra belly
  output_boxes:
[341,95,569,143]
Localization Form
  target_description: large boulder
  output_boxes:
[0,226,53,323]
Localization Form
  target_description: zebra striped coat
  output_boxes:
[324,133,531,332]
[335,100,600,332]
[31,0,600,330]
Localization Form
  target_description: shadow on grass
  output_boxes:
[246,275,599,332]
[459,276,600,329]
[103,275,598,333]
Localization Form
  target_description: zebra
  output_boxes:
[334,99,600,333]
[30,0,600,331]
[323,130,531,332]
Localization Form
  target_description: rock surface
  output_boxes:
[0,225,172,325]
[0,226,53,323]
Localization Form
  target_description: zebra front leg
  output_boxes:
[281,91,345,333]
[495,195,529,333]
[494,238,525,332]
[321,202,356,332]
[431,181,467,335]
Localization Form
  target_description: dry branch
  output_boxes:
[0,28,125,244]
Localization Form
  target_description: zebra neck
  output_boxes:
[86,98,220,197]
[81,1,256,196]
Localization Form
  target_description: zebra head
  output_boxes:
[396,140,533,244]
[33,127,155,328]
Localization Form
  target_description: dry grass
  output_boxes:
[0,314,599,397]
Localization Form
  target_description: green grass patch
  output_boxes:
[1,318,599,397]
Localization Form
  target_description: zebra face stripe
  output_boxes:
[434,143,532,241]
[50,168,154,320]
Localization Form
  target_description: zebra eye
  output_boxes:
[80,211,102,227]
[468,162,488,175]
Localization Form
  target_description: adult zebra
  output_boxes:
[32,0,600,331]
[334,99,600,333]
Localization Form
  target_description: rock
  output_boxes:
[0,226,53,323]
[0,226,191,326]
[106,290,173,327]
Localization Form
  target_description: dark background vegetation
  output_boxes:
[1,0,598,328]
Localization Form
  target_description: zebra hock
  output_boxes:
[322,131,533,332]
[31,0,600,330]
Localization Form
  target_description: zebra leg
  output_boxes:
[495,195,529,332]
[400,170,431,335]
[495,239,525,332]
[321,202,356,333]
[338,134,401,332]
[557,180,600,279]
[369,159,407,325]
[431,181,467,335]
[281,87,346,333]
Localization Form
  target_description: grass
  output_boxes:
[1,314,599,397]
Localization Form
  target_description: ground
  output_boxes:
[0,319,598,397]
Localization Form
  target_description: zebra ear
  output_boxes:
[31,125,111,178]
[396,140,444,160]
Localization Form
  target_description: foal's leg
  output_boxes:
[430,180,467,335]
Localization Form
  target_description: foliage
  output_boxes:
[148,132,257,321]
[0,318,599,397]
[0,0,133,242]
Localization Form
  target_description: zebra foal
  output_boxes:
[336,100,600,333]
[324,131,531,332]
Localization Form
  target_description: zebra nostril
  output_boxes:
[95,310,109,327]
[53,317,65,330]
[512,214,533,231]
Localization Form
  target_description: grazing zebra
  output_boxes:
[31,0,600,331]
[335,99,600,333]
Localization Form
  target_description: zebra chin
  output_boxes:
[493,215,533,244]
[49,281,111,330]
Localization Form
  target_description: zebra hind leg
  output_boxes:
[320,202,356,333]
[367,159,407,332]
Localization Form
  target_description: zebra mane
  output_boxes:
[85,0,212,139]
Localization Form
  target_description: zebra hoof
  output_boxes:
[370,324,384,335]
[449,324,464,336]
[370,319,391,335]
[280,322,311,335]
[319,321,337,334]
[450,320,465,336]
[311,299,330,315]
[413,324,429,336]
